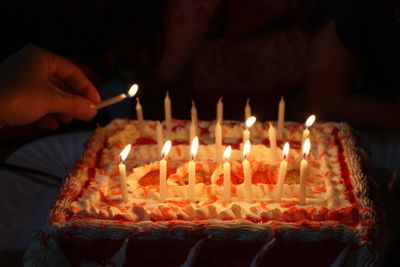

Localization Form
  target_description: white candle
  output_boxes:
[275,142,289,202]
[268,122,278,165]
[215,120,222,163]
[191,100,198,130]
[118,144,131,203]
[217,97,223,123]
[223,146,232,202]
[136,97,144,136]
[156,121,163,155]
[243,116,256,144]
[245,98,251,120]
[164,91,172,140]
[299,138,311,205]
[242,140,254,203]
[302,115,316,148]
[190,120,196,144]
[96,83,138,109]
[277,96,285,140]
[188,137,199,202]
[159,140,172,202]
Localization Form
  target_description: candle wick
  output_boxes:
[302,153,307,159]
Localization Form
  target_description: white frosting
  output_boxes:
[42,119,380,267]
[66,120,356,223]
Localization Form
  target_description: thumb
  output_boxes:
[49,89,97,121]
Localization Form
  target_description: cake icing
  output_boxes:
[24,119,381,267]
[62,120,358,224]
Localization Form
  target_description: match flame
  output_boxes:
[127,84,139,97]
[190,136,199,160]
[161,140,172,159]
[305,115,316,128]
[223,146,232,162]
[243,140,251,159]
[302,138,311,159]
[283,142,290,160]
[119,144,132,162]
[245,116,256,128]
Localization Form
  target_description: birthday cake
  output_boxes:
[24,119,380,266]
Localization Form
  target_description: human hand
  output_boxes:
[0,44,101,130]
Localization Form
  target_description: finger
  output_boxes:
[47,53,101,103]
[55,114,74,124]
[35,115,60,130]
[48,86,97,121]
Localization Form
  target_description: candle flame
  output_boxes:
[223,146,232,162]
[283,142,290,160]
[245,116,256,128]
[305,115,316,128]
[161,140,172,158]
[246,98,250,106]
[127,84,139,97]
[192,100,196,109]
[269,122,274,129]
[119,144,132,162]
[190,136,199,160]
[302,138,311,159]
[243,140,251,159]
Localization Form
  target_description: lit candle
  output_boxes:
[118,144,132,203]
[275,142,289,202]
[156,121,163,155]
[243,116,256,144]
[164,91,172,140]
[302,115,316,149]
[191,100,198,131]
[188,137,199,202]
[159,140,172,202]
[245,98,251,120]
[299,138,311,205]
[277,96,285,140]
[223,146,232,202]
[242,140,254,203]
[136,97,144,136]
[215,120,222,163]
[217,97,223,123]
[268,122,278,165]
[96,83,138,109]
